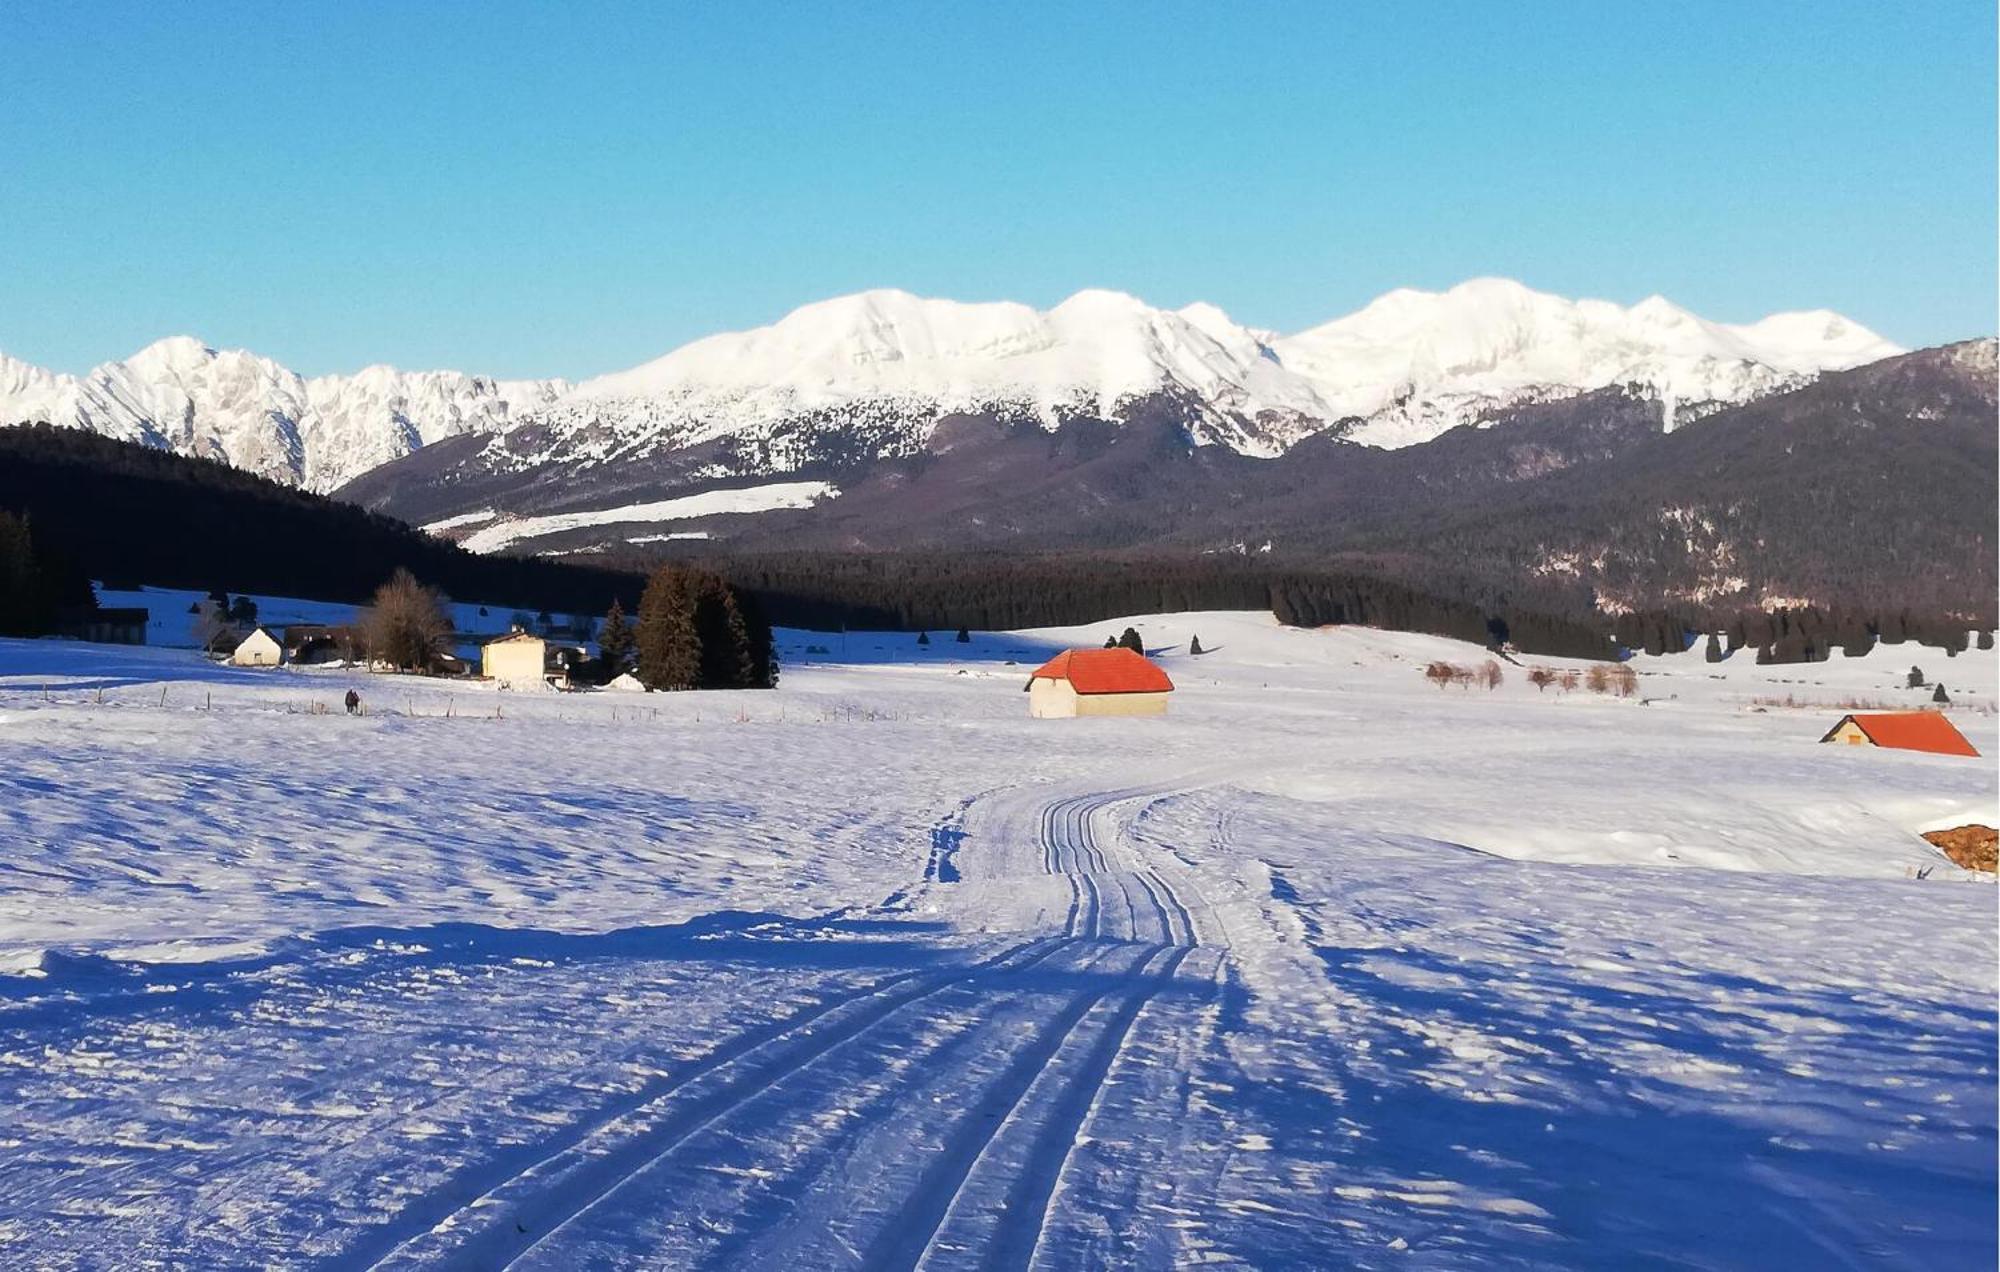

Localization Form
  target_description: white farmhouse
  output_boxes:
[229,627,284,668]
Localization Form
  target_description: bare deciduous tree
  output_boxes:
[1527,667,1557,693]
[1480,660,1504,690]
[190,598,233,654]
[363,569,452,673]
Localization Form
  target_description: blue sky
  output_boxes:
[2,2,1992,378]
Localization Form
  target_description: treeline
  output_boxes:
[601,549,1618,659]
[0,425,642,617]
[1610,605,1992,664]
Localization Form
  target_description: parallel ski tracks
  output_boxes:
[357,782,1213,1271]
[357,935,1073,1271]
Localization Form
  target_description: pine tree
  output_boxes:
[955,627,971,643]
[636,566,700,691]
[1118,627,1143,654]
[1103,635,1117,648]
[917,630,930,646]
[716,584,756,688]
[1189,634,1204,655]
[1933,683,1950,704]
[598,599,635,678]
[1908,666,1926,688]
[738,587,779,689]
[1704,632,1723,663]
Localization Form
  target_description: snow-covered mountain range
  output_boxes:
[0,338,568,491]
[0,279,1900,491]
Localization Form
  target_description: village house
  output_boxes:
[229,627,284,668]
[1820,711,1980,758]
[481,629,581,690]
[1025,647,1175,718]
[482,629,547,689]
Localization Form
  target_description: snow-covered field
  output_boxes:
[1,611,1993,1268]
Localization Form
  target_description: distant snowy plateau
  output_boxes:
[0,279,1899,495]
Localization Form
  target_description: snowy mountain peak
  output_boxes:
[560,288,1332,459]
[124,335,219,372]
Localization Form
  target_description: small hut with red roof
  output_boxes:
[1819,711,1980,757]
[1025,647,1175,718]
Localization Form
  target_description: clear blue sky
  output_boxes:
[2,2,1992,378]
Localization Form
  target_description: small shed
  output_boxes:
[482,629,547,689]
[1820,711,1979,757]
[284,624,350,664]
[1025,648,1174,718]
[229,627,284,667]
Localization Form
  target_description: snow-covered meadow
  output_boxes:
[0,609,1993,1268]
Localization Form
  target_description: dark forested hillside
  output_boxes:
[348,343,1994,638]
[1314,341,1999,624]
[0,425,643,615]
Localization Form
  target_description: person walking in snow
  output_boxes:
[344,689,361,716]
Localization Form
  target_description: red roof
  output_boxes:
[1028,648,1175,695]
[1826,711,1980,757]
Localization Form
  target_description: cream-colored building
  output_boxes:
[482,630,548,689]
[1025,647,1174,718]
[229,627,284,667]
